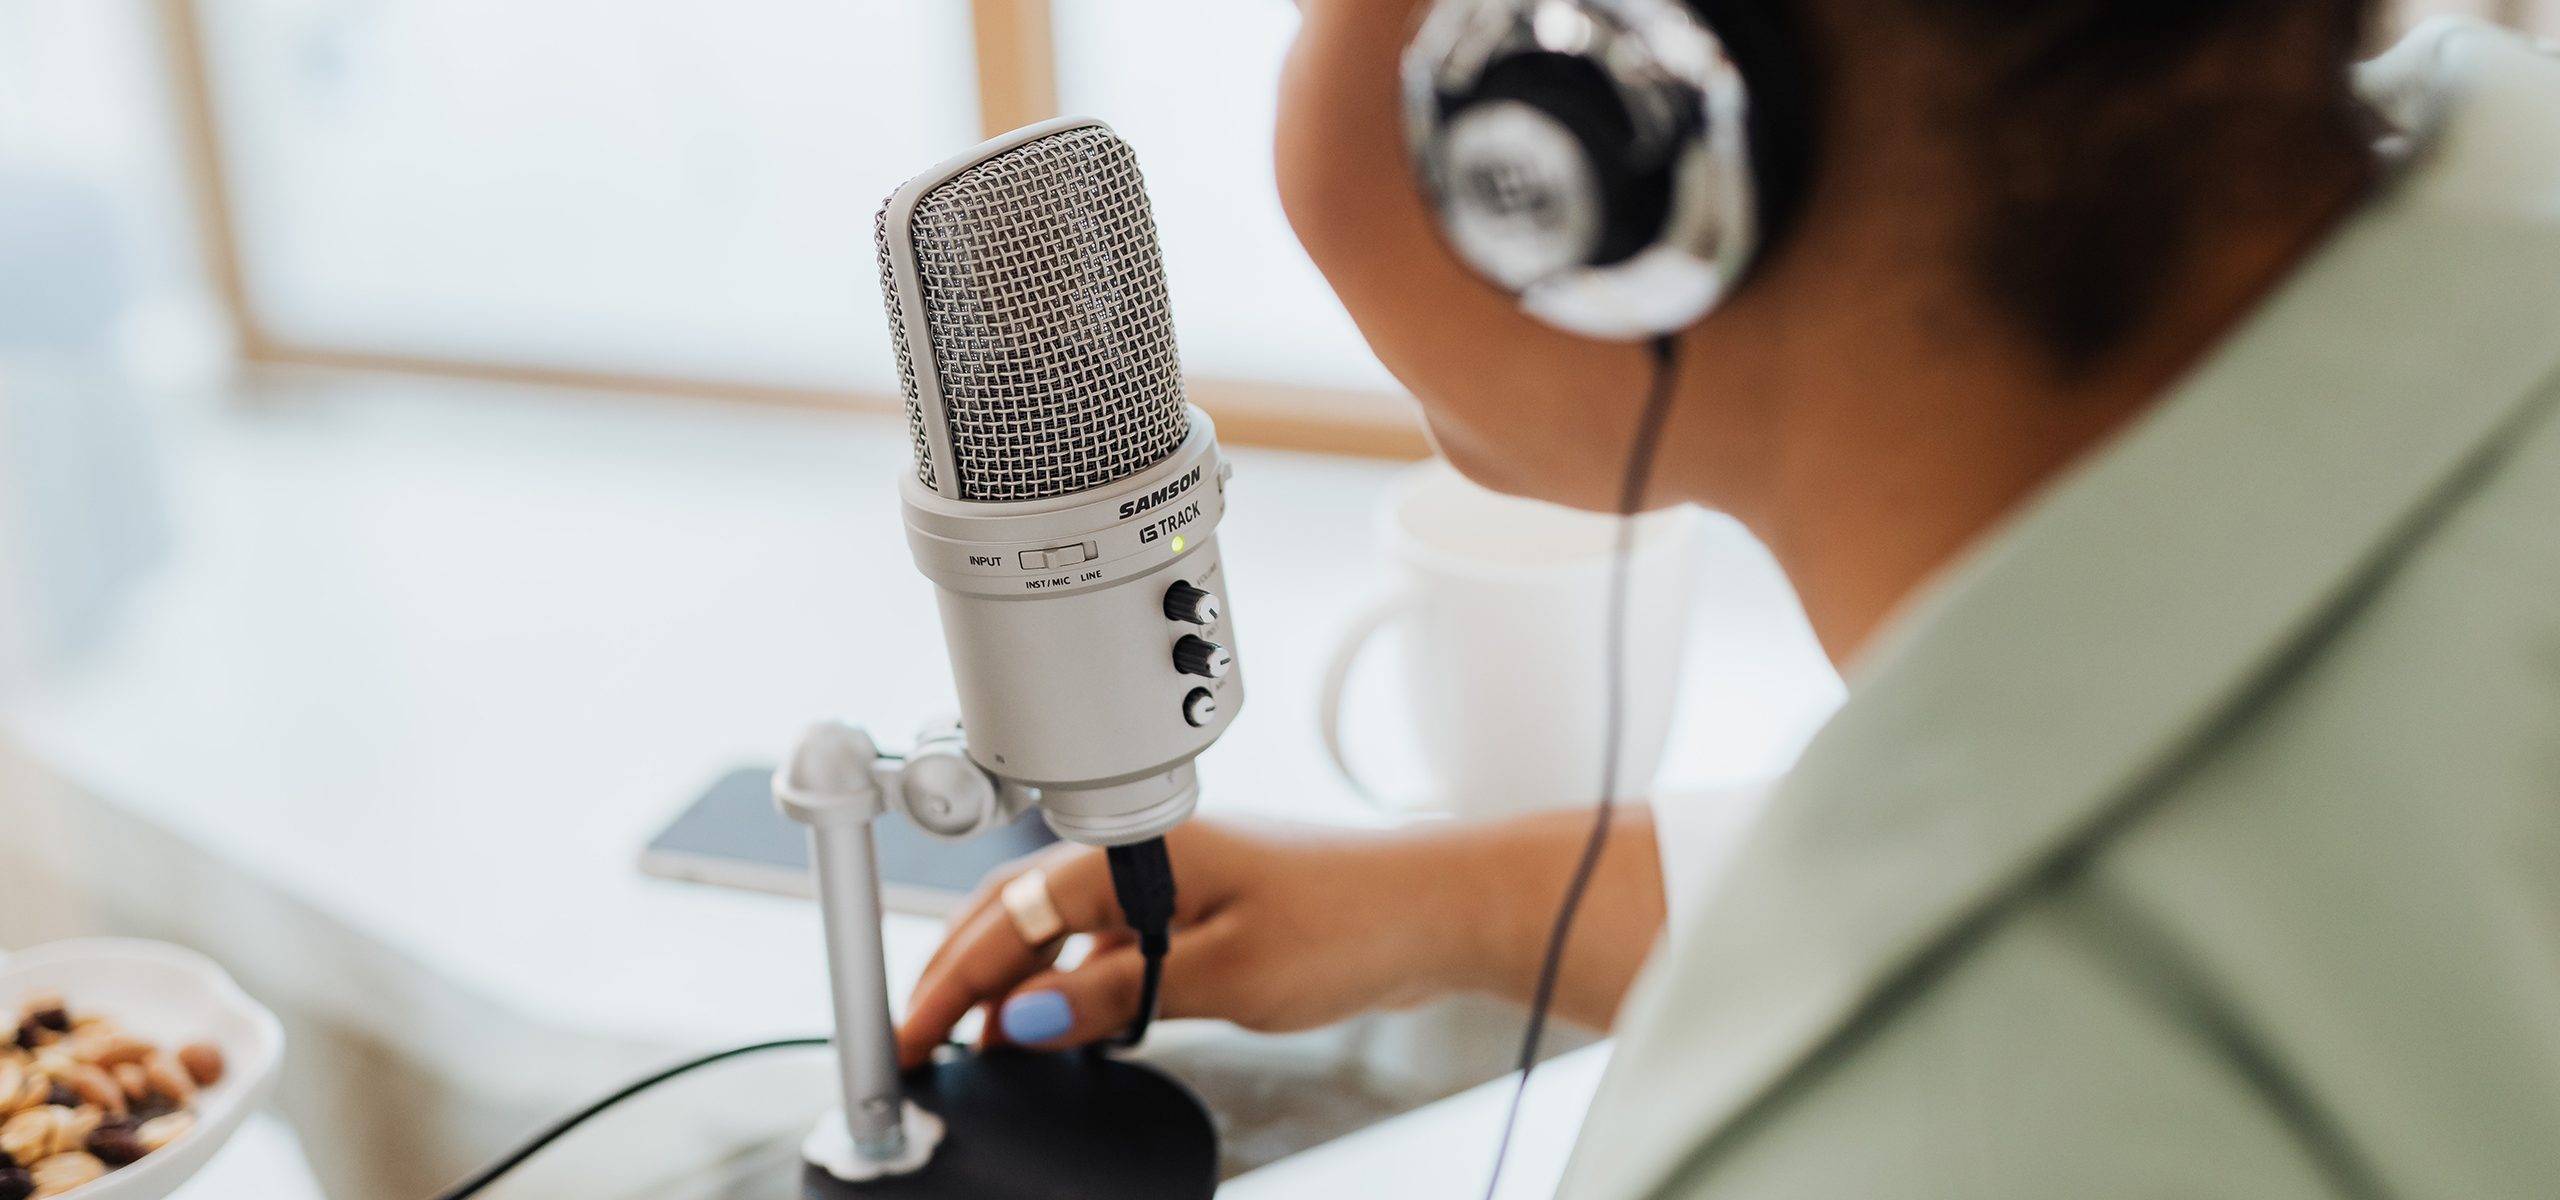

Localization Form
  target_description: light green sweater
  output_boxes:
[1562,20,2560,1200]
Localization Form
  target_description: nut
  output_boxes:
[1,1077,41,1124]
[0,1110,54,1165]
[26,1151,102,1199]
[141,1055,195,1108]
[176,1043,225,1088]
[0,994,211,1185]
[83,1123,145,1168]
[83,1039,151,1071]
[0,1109,64,1165]
[53,1065,121,1120]
[55,1033,112,1069]
[46,1111,94,1162]
[134,1112,193,1154]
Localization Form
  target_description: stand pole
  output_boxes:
[776,721,943,1181]
[807,817,906,1157]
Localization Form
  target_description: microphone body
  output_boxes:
[877,116,1244,847]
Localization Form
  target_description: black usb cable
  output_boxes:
[1106,835,1179,1046]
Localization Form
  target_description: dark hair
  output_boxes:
[1902,0,2379,372]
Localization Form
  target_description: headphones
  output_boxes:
[1402,0,1813,340]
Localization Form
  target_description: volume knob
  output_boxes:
[1163,581,1221,627]
[1172,635,1233,680]
[1182,687,1219,728]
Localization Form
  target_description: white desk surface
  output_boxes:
[1224,1044,1613,1198]
[3,370,1839,1189]
[173,1112,328,1200]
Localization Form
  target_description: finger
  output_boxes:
[898,904,1077,1066]
[913,842,1087,996]
[992,944,1151,1050]
[992,924,1231,1050]
[977,929,1132,1053]
[895,850,1136,1066]
[899,906,1024,1067]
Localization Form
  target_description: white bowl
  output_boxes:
[0,939,284,1200]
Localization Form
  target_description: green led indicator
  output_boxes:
[1171,535,1186,553]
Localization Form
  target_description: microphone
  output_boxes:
[775,117,1229,1197]
[876,116,1244,849]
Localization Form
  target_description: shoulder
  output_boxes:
[1653,889,2353,1199]
[2148,380,2560,869]
[2050,387,2560,1195]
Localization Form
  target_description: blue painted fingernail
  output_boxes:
[1000,990,1074,1044]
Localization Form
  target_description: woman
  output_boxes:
[906,2,2560,1194]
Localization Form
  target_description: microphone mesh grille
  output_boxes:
[877,125,1190,501]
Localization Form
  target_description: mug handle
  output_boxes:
[1319,591,1419,811]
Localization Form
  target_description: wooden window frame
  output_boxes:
[155,0,1429,460]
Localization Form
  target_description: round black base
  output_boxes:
[801,1050,1218,1199]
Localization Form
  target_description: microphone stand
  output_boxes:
[773,721,944,1178]
[773,720,1218,1199]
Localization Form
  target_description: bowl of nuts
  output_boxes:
[0,940,282,1200]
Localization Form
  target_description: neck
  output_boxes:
[1683,178,2371,668]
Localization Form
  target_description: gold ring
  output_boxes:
[1000,869,1066,947]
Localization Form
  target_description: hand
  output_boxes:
[897,821,1461,1066]
[896,809,1666,1067]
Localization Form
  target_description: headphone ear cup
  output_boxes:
[1684,0,1817,257]
[1403,0,1814,340]
[1458,53,1675,268]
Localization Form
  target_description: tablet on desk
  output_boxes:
[641,766,1058,917]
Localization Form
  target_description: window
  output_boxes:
[194,0,981,394]
[177,0,1421,452]
[174,0,2555,446]
[1052,1,1396,394]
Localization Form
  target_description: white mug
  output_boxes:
[1321,460,1699,819]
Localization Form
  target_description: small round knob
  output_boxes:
[1172,635,1232,680]
[1163,581,1221,627]
[899,740,1001,838]
[1182,687,1219,728]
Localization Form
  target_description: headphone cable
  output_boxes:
[1482,334,1683,1199]
[426,1037,831,1200]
